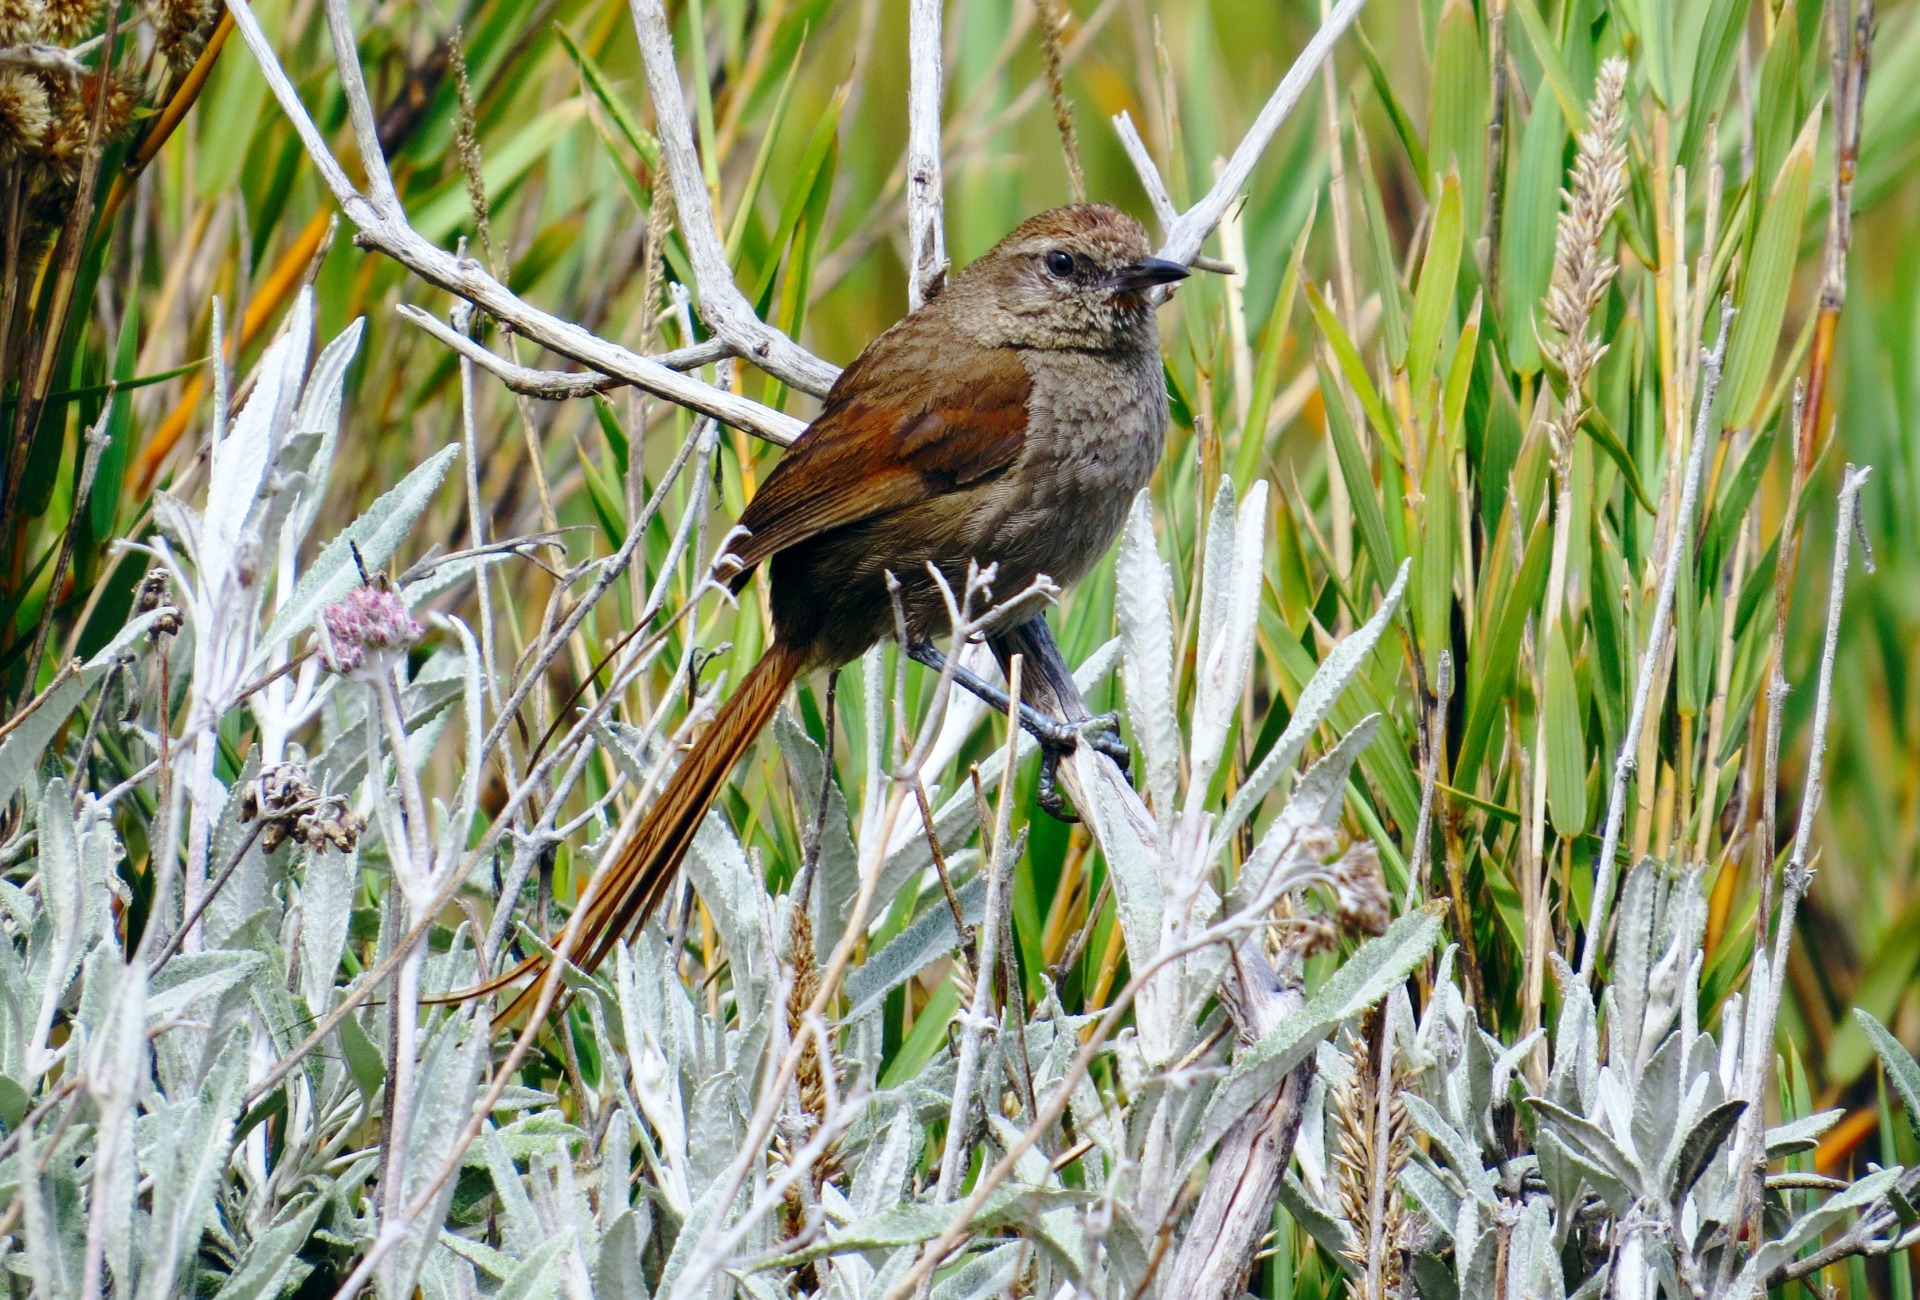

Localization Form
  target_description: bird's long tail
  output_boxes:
[475,640,803,1026]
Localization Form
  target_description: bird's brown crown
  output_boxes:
[940,203,1169,353]
[989,203,1154,266]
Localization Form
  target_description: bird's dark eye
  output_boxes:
[1044,250,1076,278]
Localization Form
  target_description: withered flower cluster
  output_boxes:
[238,761,364,854]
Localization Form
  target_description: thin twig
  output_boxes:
[1579,298,1732,982]
[1722,462,1874,1289]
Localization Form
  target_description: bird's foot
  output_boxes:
[1031,712,1131,823]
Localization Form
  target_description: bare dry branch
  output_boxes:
[626,0,841,394]
[907,0,948,306]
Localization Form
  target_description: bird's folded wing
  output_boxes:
[722,338,1031,585]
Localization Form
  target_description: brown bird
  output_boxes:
[490,204,1188,1020]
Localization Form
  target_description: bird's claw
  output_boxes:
[1037,749,1078,823]
[1032,712,1131,823]
[1078,711,1131,775]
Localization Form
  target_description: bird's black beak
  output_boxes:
[1105,257,1191,293]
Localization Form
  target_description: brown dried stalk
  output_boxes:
[1032,0,1086,202]
[1333,1007,1410,1300]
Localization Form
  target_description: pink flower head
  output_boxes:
[321,582,424,677]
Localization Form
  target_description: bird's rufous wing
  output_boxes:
[721,337,1031,586]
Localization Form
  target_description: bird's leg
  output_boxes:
[903,640,1130,822]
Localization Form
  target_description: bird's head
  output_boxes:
[944,203,1190,352]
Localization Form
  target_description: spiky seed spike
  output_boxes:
[1541,56,1631,460]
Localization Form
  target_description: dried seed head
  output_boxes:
[153,0,218,66]
[134,568,182,637]
[1542,56,1631,456]
[0,71,51,160]
[1331,1009,1412,1298]
[320,580,425,678]
[39,0,101,44]
[239,762,363,853]
[0,0,44,43]
[35,70,137,186]
[1331,842,1391,936]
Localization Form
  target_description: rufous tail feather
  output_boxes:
[447,642,803,1027]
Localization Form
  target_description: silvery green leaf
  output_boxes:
[1400,1158,1459,1240]
[843,876,983,1024]
[138,1026,249,1299]
[0,680,85,809]
[588,717,662,788]
[491,1235,569,1300]
[1403,1094,1481,1184]
[1410,1250,1460,1300]
[1535,1125,1587,1214]
[212,1199,324,1298]
[1669,1099,1747,1205]
[260,442,459,655]
[1505,1197,1563,1300]
[1215,560,1409,854]
[298,844,357,1010]
[1114,489,1180,818]
[439,1231,518,1282]
[759,1185,1081,1266]
[1608,859,1659,1072]
[387,1014,486,1295]
[146,951,267,1027]
[1765,1107,1846,1157]
[1857,1009,1920,1142]
[614,943,690,1215]
[18,1119,78,1296]
[1277,1169,1356,1264]
[151,490,202,562]
[929,1242,1023,1300]
[686,813,770,1017]
[286,317,366,546]
[687,1070,745,1197]
[1734,1165,1901,1295]
[851,1104,921,1222]
[207,751,270,951]
[1455,1201,1498,1297]
[1193,477,1240,673]
[314,671,463,794]
[202,323,301,599]
[31,783,93,1050]
[1080,764,1165,993]
[1231,715,1378,914]
[1527,1097,1643,1201]
[595,1207,651,1300]
[1195,904,1442,1156]
[1630,1032,1688,1179]
[480,1112,588,1167]
[1186,479,1266,814]
[1548,953,1599,1114]
[774,709,859,962]
[82,952,142,1291]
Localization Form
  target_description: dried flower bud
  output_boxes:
[1330,842,1391,936]
[153,0,217,65]
[320,580,424,678]
[0,0,44,43]
[0,72,51,161]
[239,762,361,854]
[39,0,102,44]
[134,568,181,638]
[35,69,135,182]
